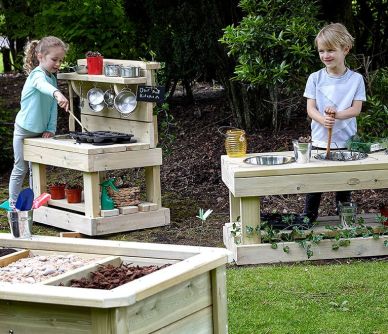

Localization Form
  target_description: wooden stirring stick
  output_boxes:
[325,110,335,159]
[68,110,90,132]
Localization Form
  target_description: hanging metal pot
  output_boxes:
[114,88,137,115]
[87,87,104,105]
[89,102,104,112]
[103,87,115,109]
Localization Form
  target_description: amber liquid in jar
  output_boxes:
[225,129,247,157]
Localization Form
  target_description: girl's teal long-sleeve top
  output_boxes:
[15,66,58,134]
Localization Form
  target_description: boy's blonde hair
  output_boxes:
[315,23,354,50]
[23,36,68,74]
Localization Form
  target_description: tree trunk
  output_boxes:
[1,48,12,72]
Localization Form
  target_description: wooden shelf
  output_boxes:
[57,72,147,85]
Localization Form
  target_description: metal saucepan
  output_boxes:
[114,88,137,115]
[103,88,115,109]
[104,64,120,77]
[71,65,88,74]
[89,102,104,112]
[244,155,295,165]
[87,87,104,105]
[120,65,141,78]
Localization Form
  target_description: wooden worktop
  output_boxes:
[221,150,388,178]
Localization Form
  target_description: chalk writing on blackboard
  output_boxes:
[136,85,165,103]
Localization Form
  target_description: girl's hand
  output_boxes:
[324,106,336,128]
[42,131,54,138]
[53,90,69,112]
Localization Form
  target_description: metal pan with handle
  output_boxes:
[114,87,137,116]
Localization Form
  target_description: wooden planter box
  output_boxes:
[0,235,229,333]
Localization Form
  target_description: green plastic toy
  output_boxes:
[100,178,118,210]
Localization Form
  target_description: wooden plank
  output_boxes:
[34,207,170,236]
[95,208,170,235]
[91,308,116,334]
[211,266,228,334]
[152,306,213,334]
[0,301,92,333]
[240,196,260,244]
[48,198,85,213]
[83,172,100,218]
[42,256,122,286]
[0,249,30,267]
[226,234,388,265]
[82,100,153,123]
[58,72,147,85]
[114,272,212,334]
[91,148,162,171]
[81,114,156,148]
[229,191,240,223]
[25,137,149,154]
[145,165,162,207]
[233,169,388,197]
[31,162,47,195]
[222,151,388,178]
[59,232,84,238]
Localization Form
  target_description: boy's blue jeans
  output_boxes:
[304,191,351,222]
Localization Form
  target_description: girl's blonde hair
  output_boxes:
[315,23,354,50]
[23,36,68,74]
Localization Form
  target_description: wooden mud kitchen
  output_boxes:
[222,151,388,265]
[24,59,169,235]
[0,235,229,333]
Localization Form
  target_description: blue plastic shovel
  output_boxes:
[15,188,34,211]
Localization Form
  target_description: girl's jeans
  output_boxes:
[9,123,41,204]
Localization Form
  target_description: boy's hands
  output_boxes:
[53,90,69,112]
[324,106,336,128]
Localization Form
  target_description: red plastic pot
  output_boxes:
[86,56,104,75]
[65,188,82,203]
[49,184,66,200]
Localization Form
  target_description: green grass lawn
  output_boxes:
[227,260,388,334]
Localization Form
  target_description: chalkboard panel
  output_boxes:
[136,85,165,103]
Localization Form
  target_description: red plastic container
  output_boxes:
[65,188,82,203]
[86,56,104,75]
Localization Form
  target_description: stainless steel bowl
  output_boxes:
[244,155,295,165]
[114,89,137,114]
[314,151,368,161]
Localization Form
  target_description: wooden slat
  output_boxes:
[233,169,388,197]
[211,266,228,334]
[145,165,162,207]
[42,256,122,286]
[0,249,30,267]
[151,306,213,334]
[81,114,156,148]
[58,72,147,85]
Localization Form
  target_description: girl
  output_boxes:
[303,23,366,222]
[8,36,69,208]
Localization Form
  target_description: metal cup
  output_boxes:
[7,210,33,238]
[293,140,312,164]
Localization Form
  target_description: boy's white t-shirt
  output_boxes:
[303,68,366,148]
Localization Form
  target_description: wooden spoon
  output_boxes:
[68,110,90,132]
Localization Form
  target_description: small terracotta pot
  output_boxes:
[66,188,82,203]
[49,184,66,200]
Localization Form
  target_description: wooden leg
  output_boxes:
[211,265,228,334]
[240,196,261,244]
[145,165,161,207]
[31,162,46,197]
[83,172,100,218]
[229,191,240,223]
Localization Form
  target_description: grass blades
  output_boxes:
[227,260,388,334]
